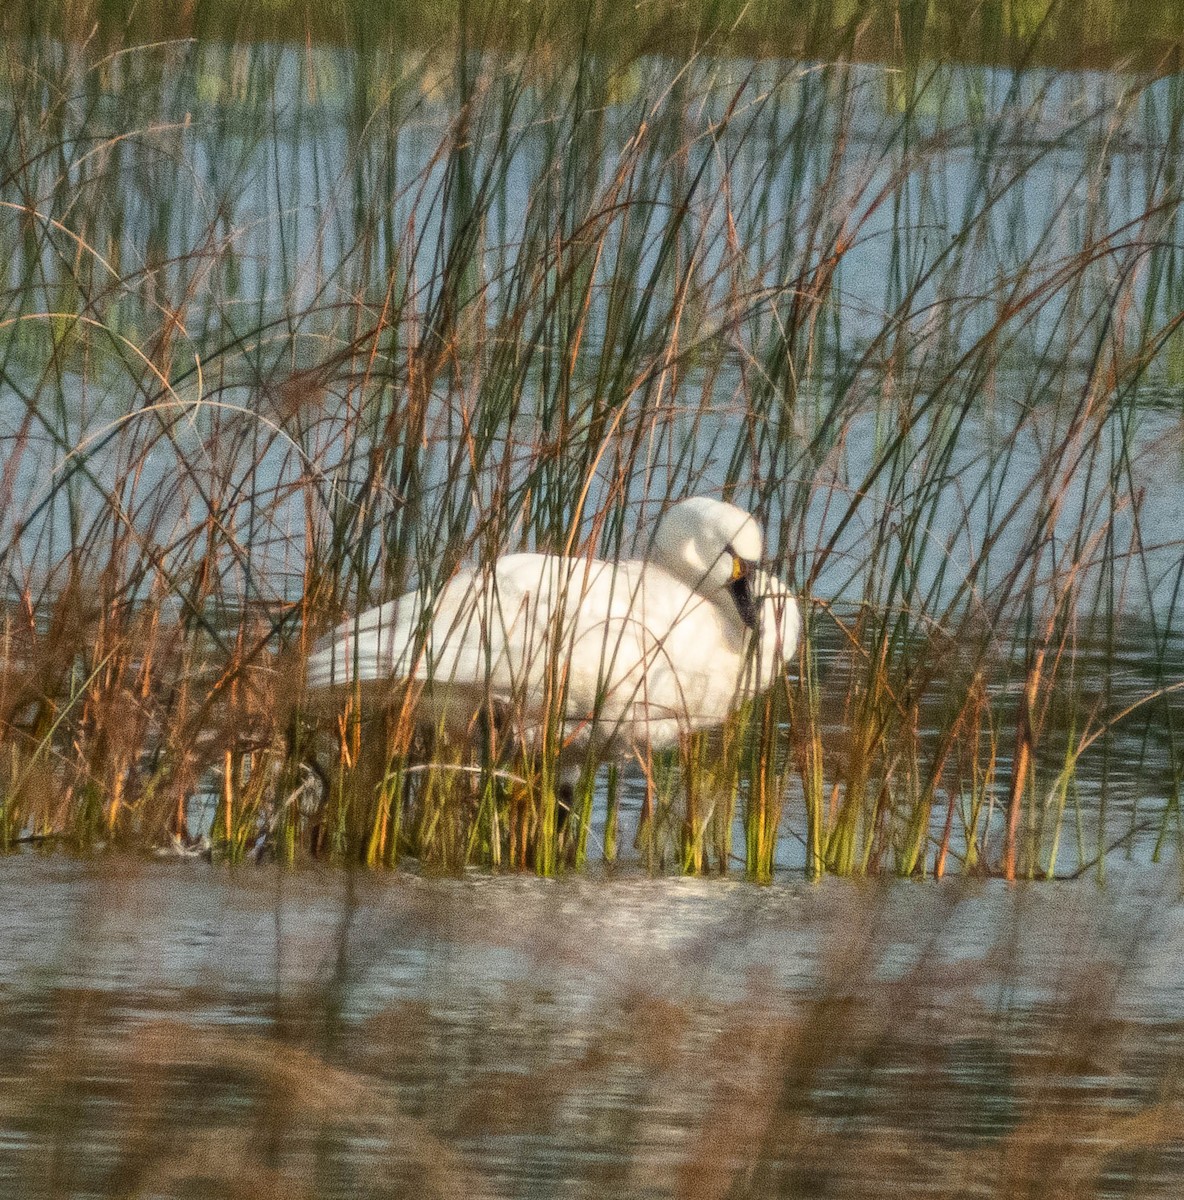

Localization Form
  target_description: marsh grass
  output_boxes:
[10,0,1184,71]
[0,5,1182,875]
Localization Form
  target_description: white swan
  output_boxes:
[307,496,800,760]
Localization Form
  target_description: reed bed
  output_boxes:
[0,4,1181,876]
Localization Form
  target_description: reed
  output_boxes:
[0,3,1181,876]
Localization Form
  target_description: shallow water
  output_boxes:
[2,856,1182,1198]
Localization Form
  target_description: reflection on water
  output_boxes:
[2,856,1182,1198]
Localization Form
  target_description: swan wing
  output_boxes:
[305,555,650,695]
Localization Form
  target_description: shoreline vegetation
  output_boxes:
[3,0,1184,71]
[0,3,1182,878]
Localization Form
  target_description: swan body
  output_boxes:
[307,497,800,759]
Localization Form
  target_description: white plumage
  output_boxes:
[306,497,800,760]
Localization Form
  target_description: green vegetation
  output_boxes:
[4,0,1183,70]
[0,4,1181,876]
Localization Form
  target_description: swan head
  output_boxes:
[650,497,765,630]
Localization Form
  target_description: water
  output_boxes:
[2,47,1182,602]
[0,856,1181,1198]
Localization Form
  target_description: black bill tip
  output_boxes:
[728,573,758,630]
